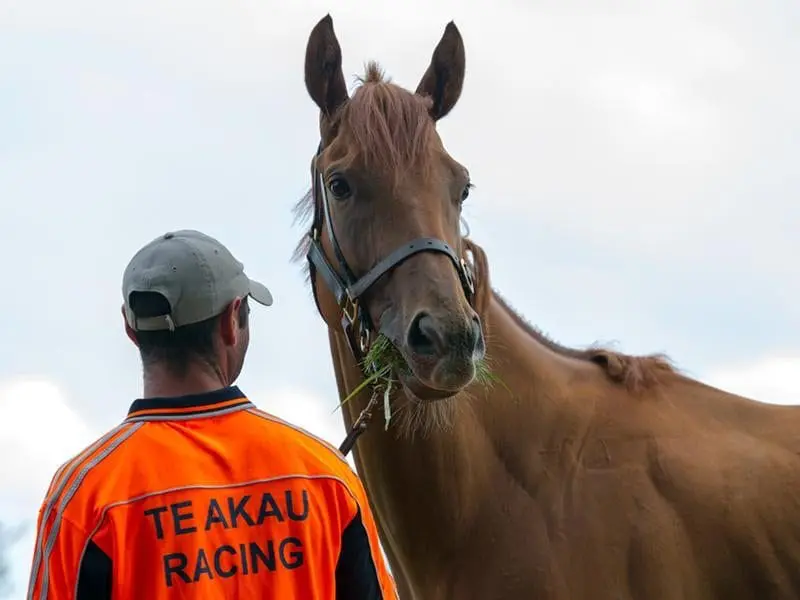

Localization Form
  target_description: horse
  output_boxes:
[295,14,800,600]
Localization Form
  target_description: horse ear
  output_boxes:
[305,14,349,117]
[415,21,465,121]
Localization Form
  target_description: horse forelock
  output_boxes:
[292,61,439,270]
[336,61,438,185]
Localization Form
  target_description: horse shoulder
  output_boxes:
[643,420,800,596]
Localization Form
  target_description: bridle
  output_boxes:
[304,142,477,360]
[303,141,477,454]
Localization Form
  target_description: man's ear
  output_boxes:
[415,21,466,121]
[219,298,243,347]
[121,304,139,347]
[304,14,349,117]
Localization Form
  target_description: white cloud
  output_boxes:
[704,356,800,406]
[0,378,96,509]
[0,378,97,600]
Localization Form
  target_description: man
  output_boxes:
[26,229,398,599]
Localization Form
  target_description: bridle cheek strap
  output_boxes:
[303,141,477,453]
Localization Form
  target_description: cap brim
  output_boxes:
[248,279,273,306]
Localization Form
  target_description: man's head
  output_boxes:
[121,230,272,385]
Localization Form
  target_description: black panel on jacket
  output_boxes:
[76,539,112,600]
[335,509,384,599]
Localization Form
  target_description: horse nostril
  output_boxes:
[470,316,481,343]
[470,315,485,357]
[407,312,442,357]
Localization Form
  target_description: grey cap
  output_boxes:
[122,229,273,331]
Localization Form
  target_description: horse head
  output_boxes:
[301,15,485,402]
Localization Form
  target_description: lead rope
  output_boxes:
[334,246,477,457]
[338,391,380,455]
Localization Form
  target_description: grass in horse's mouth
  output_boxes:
[338,334,499,430]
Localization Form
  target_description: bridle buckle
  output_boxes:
[461,258,475,297]
[342,297,358,326]
[358,323,370,354]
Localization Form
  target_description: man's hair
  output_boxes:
[128,291,249,377]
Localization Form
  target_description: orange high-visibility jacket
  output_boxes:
[26,386,398,599]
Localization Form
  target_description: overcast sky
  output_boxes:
[2,0,799,596]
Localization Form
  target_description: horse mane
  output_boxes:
[293,63,677,394]
[491,291,678,393]
[291,187,314,271]
[462,238,676,393]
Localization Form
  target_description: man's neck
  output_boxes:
[142,364,229,399]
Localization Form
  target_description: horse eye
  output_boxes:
[328,175,352,200]
[460,182,473,203]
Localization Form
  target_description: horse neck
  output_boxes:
[327,290,597,552]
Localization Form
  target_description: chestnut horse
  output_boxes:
[296,14,800,600]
